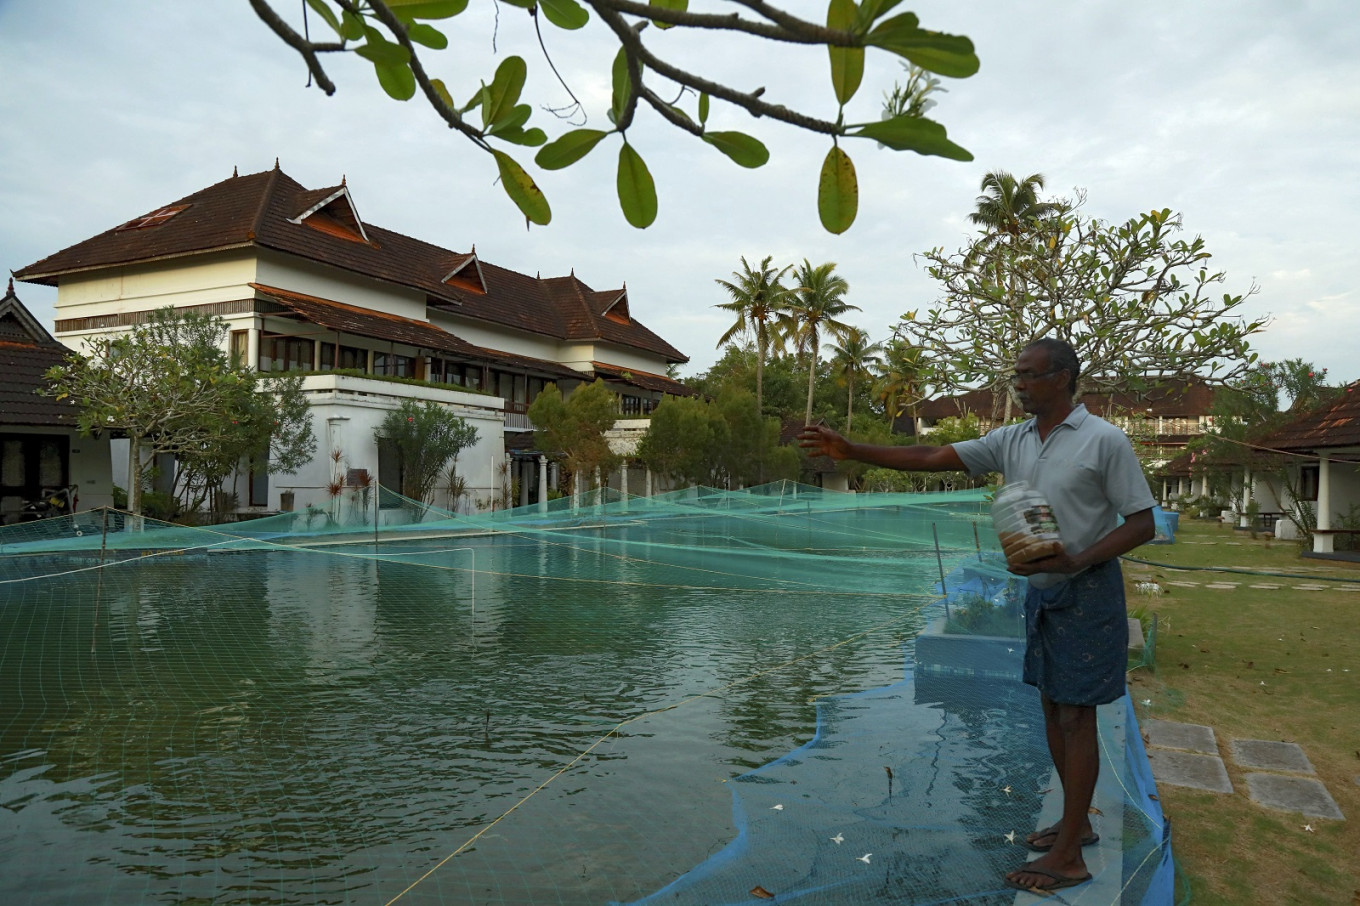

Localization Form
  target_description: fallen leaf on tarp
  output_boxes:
[1149,794,1159,801]
[750,885,775,899]
[1089,807,1103,816]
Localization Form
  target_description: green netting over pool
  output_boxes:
[0,483,1170,905]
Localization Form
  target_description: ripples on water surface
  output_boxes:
[0,521,971,905]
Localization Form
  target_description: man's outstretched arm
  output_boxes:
[797,424,967,472]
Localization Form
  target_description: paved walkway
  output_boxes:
[1141,718,1346,821]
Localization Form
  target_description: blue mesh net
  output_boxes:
[0,484,1171,905]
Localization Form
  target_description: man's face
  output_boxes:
[1010,347,1068,414]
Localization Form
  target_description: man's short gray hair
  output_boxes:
[1024,338,1080,395]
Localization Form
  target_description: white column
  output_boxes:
[519,460,531,508]
[620,460,629,512]
[1239,468,1252,528]
[537,456,548,512]
[1315,454,1334,554]
[645,468,653,498]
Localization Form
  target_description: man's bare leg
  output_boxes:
[1008,699,1097,888]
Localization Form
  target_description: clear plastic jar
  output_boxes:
[991,480,1064,568]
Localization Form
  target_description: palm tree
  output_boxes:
[825,327,882,434]
[968,170,1063,422]
[785,260,859,425]
[875,338,930,433]
[714,255,793,416]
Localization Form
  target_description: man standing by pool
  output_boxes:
[798,337,1155,894]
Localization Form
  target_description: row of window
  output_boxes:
[236,332,657,413]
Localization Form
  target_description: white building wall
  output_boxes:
[277,375,507,518]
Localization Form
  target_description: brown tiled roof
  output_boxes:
[1258,384,1360,451]
[17,167,687,364]
[251,284,480,357]
[0,284,79,428]
[590,362,696,397]
[474,346,585,382]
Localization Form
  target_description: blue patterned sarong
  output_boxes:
[1022,558,1128,706]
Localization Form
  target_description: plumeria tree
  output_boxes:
[901,191,1267,403]
[248,0,976,231]
[44,308,315,517]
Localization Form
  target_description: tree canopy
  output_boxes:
[250,0,977,232]
[899,188,1267,404]
[527,378,622,490]
[44,308,316,517]
[375,398,479,511]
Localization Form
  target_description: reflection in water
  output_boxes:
[0,532,948,905]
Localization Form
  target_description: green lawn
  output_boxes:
[1123,519,1360,905]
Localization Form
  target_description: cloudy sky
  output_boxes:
[2,1,1357,384]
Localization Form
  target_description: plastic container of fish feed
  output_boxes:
[991,480,1064,568]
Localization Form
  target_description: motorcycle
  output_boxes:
[19,485,78,522]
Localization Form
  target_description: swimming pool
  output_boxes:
[1,502,972,905]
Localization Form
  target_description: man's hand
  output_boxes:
[797,424,852,460]
[1007,547,1082,577]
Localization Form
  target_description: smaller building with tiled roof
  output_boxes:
[1253,383,1360,556]
[0,279,113,522]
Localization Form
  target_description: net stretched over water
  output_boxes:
[0,483,1170,905]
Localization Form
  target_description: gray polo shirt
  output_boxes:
[952,404,1156,588]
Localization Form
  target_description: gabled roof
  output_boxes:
[1258,383,1360,452]
[0,280,78,428]
[16,166,688,364]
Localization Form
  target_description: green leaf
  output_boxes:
[649,0,687,29]
[698,92,709,124]
[853,0,903,31]
[339,9,365,40]
[355,27,411,65]
[848,115,972,160]
[431,77,456,111]
[617,143,657,229]
[492,150,551,225]
[702,131,769,168]
[385,0,469,18]
[827,0,863,105]
[407,22,448,48]
[498,126,547,147]
[481,56,528,130]
[304,0,342,35]
[374,61,417,100]
[539,0,590,30]
[611,47,633,124]
[497,0,534,7]
[817,145,857,234]
[535,128,609,170]
[486,103,532,136]
[865,14,979,78]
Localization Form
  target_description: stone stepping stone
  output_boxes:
[1230,739,1314,774]
[1244,774,1345,820]
[1292,585,1327,591]
[1146,749,1233,793]
[1166,581,1200,587]
[1144,719,1217,754]
[1340,585,1360,592]
[1204,583,1239,589]
[1249,584,1282,589]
